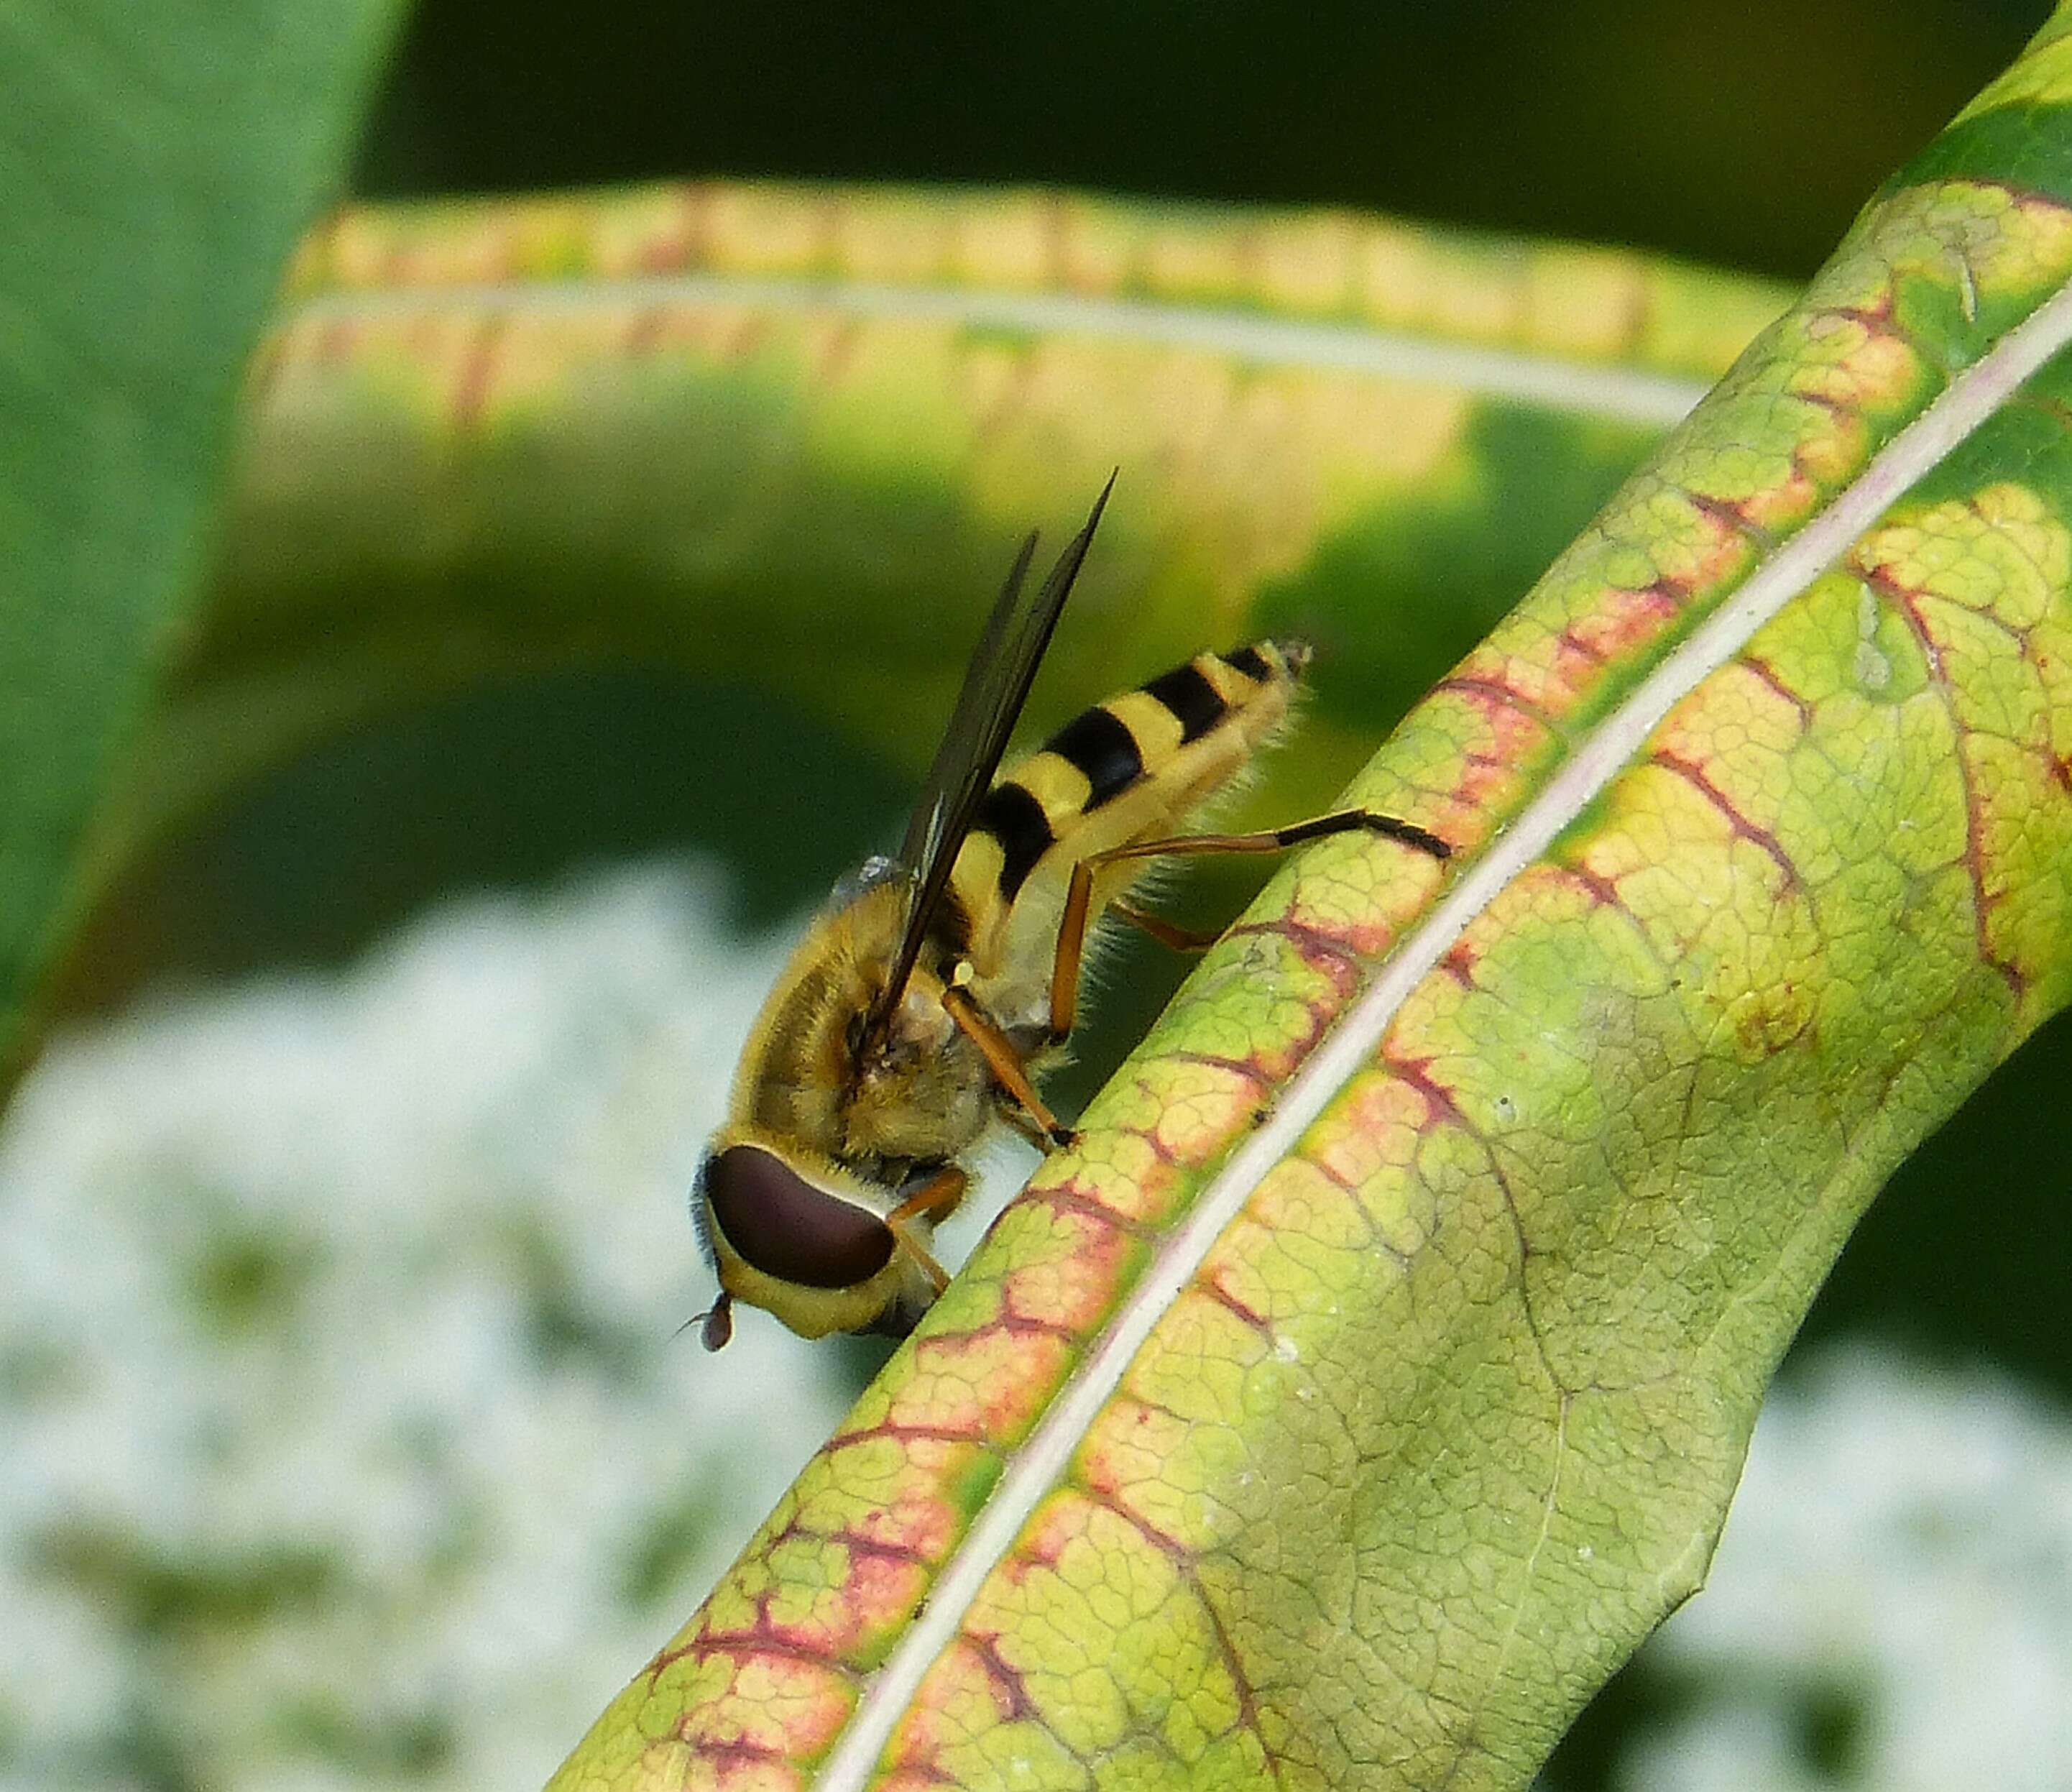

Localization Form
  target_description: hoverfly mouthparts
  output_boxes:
[691,473,1452,1344]
[701,1145,898,1290]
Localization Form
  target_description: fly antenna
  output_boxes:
[676,1292,735,1351]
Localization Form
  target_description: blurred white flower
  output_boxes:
[1624,1346,2072,1791]
[0,865,878,1792]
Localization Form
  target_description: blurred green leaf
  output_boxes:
[0,0,407,1080]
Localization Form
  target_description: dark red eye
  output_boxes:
[702,1146,897,1289]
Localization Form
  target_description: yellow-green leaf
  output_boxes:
[551,12,2072,1792]
[41,183,1792,1057]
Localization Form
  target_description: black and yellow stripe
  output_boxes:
[942,639,1308,955]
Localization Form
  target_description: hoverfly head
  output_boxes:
[699,1143,897,1287]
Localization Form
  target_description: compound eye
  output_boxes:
[703,1146,896,1290]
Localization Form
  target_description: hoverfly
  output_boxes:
[692,477,1450,1348]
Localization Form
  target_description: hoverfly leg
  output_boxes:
[1108,896,1222,953]
[1049,858,1102,1043]
[1251,807,1453,861]
[1049,808,1453,1041]
[907,1244,952,1297]
[997,1102,1067,1155]
[941,984,1077,1149]
[886,1165,969,1295]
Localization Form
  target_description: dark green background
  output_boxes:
[357,0,2043,281]
[106,5,2072,1785]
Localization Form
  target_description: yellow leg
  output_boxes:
[885,1164,968,1294]
[1049,807,1451,1038]
[1109,894,1223,953]
[943,985,1077,1148]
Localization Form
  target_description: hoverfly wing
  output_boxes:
[862,473,1117,1047]
[895,528,1041,880]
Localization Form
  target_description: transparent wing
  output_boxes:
[894,530,1040,880]
[861,472,1116,1047]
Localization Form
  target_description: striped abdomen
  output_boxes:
[944,639,1309,993]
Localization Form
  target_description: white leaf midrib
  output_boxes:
[291,273,1713,426]
[811,275,2072,1791]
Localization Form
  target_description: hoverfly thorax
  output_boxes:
[735,873,986,1171]
[841,968,993,1170]
[690,473,1452,1348]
